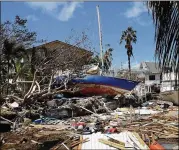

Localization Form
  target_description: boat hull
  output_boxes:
[160,90,179,105]
[72,75,139,96]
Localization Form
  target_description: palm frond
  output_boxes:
[147,1,179,76]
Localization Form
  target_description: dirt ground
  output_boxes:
[0,127,71,150]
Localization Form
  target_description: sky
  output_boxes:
[1,1,156,70]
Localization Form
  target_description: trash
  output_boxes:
[0,71,178,150]
[47,100,57,108]
[82,127,92,135]
[53,94,64,99]
[149,141,165,150]
[108,127,117,133]
[9,102,19,108]
[0,121,11,132]
[23,118,32,126]
[78,125,84,130]
[172,145,179,150]
[33,118,45,124]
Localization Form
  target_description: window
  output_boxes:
[149,75,155,80]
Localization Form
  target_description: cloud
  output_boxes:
[26,15,38,21]
[124,2,147,18]
[122,61,140,70]
[26,2,82,21]
[58,2,82,21]
[124,2,151,26]
[134,17,152,26]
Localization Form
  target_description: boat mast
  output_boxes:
[96,5,104,74]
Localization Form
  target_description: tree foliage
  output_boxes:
[0,16,37,94]
[0,16,37,48]
[89,44,113,73]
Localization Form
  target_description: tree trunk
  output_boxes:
[128,55,131,79]
[7,59,10,95]
[48,73,54,93]
[0,53,2,95]
[31,47,36,75]
[23,71,37,103]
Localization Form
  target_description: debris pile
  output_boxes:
[1,98,178,149]
[0,73,178,150]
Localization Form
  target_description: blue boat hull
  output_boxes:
[72,75,139,96]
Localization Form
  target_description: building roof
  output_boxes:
[27,40,93,56]
[145,62,160,73]
[140,62,160,73]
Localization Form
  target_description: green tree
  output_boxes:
[89,44,113,73]
[0,16,37,94]
[103,45,113,73]
[2,39,28,94]
[120,27,137,78]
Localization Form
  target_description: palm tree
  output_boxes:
[2,39,27,94]
[89,44,113,73]
[146,1,179,81]
[103,46,113,73]
[120,27,137,78]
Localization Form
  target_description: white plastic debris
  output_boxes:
[10,102,19,108]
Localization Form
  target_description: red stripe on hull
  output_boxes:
[80,86,122,96]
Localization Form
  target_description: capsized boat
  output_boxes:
[71,75,140,96]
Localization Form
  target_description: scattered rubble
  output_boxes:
[0,96,178,149]
[0,73,178,150]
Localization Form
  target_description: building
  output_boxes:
[139,62,161,86]
[27,40,93,75]
[160,67,178,92]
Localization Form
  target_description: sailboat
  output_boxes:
[71,5,139,97]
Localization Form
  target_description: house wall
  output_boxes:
[160,72,178,92]
[162,72,176,81]
[145,73,161,85]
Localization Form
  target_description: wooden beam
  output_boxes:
[98,138,125,150]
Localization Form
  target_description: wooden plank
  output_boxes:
[158,134,179,139]
[140,129,168,135]
[145,134,150,146]
[71,138,89,148]
[77,135,83,150]
[98,138,125,150]
[132,132,149,149]
[105,135,125,147]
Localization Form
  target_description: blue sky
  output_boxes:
[2,1,156,69]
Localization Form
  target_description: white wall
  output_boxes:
[134,83,152,96]
[162,72,177,81]
[145,73,161,85]
[160,72,178,92]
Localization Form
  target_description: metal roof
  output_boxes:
[145,62,160,73]
[140,62,160,73]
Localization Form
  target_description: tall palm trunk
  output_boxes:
[128,54,131,79]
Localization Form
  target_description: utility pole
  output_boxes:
[96,5,104,74]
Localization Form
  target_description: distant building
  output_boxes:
[139,62,161,86]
